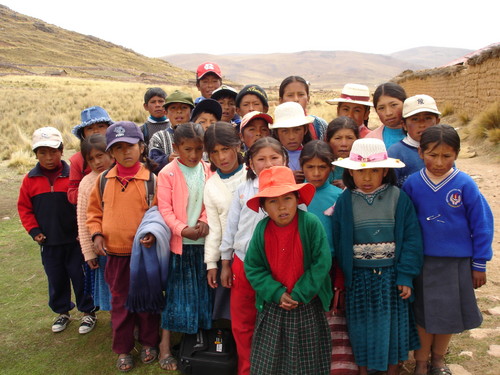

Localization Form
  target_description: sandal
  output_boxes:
[159,354,178,371]
[140,346,158,364]
[116,354,134,372]
[429,365,452,375]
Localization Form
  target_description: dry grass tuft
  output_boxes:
[469,102,500,143]
[440,102,455,117]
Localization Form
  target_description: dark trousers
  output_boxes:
[40,242,95,314]
[105,255,160,354]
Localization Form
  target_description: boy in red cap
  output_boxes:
[195,62,222,104]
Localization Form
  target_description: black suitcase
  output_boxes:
[178,328,238,375]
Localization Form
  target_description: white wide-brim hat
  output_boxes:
[271,102,314,129]
[326,83,373,107]
[332,138,405,170]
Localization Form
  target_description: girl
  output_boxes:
[203,121,246,320]
[332,138,423,375]
[68,105,113,204]
[326,116,360,189]
[157,122,213,371]
[272,101,313,183]
[279,75,328,140]
[244,166,333,374]
[77,134,114,315]
[402,124,493,375]
[87,121,160,372]
[219,136,288,375]
[366,82,407,149]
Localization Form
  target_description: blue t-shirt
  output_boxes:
[382,127,405,149]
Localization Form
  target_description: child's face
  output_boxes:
[276,126,307,151]
[35,147,62,170]
[144,95,166,118]
[240,119,271,149]
[237,94,267,117]
[195,112,217,131]
[263,192,298,227]
[209,144,239,174]
[218,97,236,122]
[375,95,404,128]
[250,146,285,176]
[109,142,144,168]
[82,122,109,139]
[302,157,331,188]
[166,103,192,126]
[419,142,458,177]
[196,73,222,98]
[337,103,370,127]
[173,138,204,168]
[86,148,114,174]
[403,112,440,142]
[349,168,388,193]
[280,81,309,110]
[328,128,357,159]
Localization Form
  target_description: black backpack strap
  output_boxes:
[144,171,156,207]
[98,169,111,208]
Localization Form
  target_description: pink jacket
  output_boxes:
[365,124,384,140]
[157,159,213,254]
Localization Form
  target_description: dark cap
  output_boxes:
[235,84,268,108]
[105,121,143,151]
[190,98,223,122]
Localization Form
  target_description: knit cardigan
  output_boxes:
[77,170,98,261]
[244,210,333,312]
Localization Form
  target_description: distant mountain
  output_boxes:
[390,46,473,68]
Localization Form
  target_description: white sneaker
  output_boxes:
[79,314,97,334]
[52,314,71,333]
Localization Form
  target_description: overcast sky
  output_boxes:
[2,0,498,58]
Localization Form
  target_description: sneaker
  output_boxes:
[52,314,71,333]
[79,314,97,334]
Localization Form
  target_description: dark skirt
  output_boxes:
[161,244,213,333]
[212,260,231,320]
[345,266,419,371]
[250,298,331,375]
[414,256,483,334]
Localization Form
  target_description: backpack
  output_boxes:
[98,168,156,208]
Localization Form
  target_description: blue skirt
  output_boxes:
[345,266,419,371]
[94,255,111,311]
[161,244,213,333]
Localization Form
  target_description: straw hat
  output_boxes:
[271,102,314,129]
[246,166,316,212]
[332,138,405,170]
[326,83,373,107]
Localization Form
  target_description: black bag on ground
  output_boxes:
[178,328,237,375]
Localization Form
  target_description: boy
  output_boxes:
[326,83,373,137]
[235,84,269,133]
[18,127,96,334]
[140,87,169,145]
[190,98,222,130]
[211,84,239,125]
[195,62,222,104]
[149,90,194,173]
[388,94,441,187]
[240,111,273,150]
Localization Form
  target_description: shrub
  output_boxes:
[457,112,471,125]
[440,102,455,117]
[470,102,500,143]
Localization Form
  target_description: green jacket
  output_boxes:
[244,210,333,312]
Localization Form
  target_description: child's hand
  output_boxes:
[472,270,487,289]
[196,221,209,238]
[34,233,46,245]
[221,260,233,288]
[279,292,299,311]
[87,258,99,269]
[332,179,346,190]
[207,268,218,289]
[93,235,107,256]
[181,226,200,241]
[293,170,305,183]
[140,233,156,248]
[398,285,412,300]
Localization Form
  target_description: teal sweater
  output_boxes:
[244,210,333,312]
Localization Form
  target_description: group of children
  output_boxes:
[17,61,494,375]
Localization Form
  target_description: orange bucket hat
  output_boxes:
[246,166,316,212]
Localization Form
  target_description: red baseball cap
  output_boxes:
[196,62,222,80]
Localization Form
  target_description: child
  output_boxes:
[140,87,169,145]
[195,61,223,104]
[239,110,273,151]
[190,98,223,130]
[18,127,96,334]
[157,122,213,371]
[402,124,493,375]
[388,94,441,187]
[332,138,423,375]
[272,101,314,182]
[149,90,194,173]
[366,82,407,149]
[68,105,113,204]
[211,84,239,125]
[326,83,373,138]
[279,75,328,140]
[235,84,269,132]
[87,121,160,372]
[76,134,114,312]
[326,116,360,189]
[204,122,246,320]
[244,166,333,374]
[219,137,288,375]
